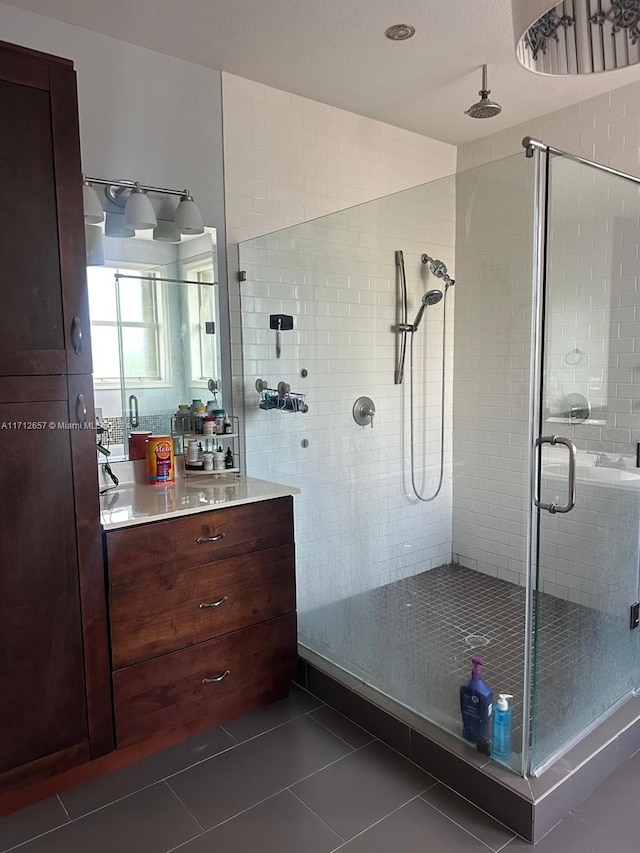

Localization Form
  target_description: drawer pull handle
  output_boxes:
[201,670,230,685]
[198,595,228,609]
[196,533,226,544]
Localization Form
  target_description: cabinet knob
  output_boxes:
[71,316,83,355]
[196,533,225,543]
[198,595,228,609]
[201,670,230,685]
[76,393,88,427]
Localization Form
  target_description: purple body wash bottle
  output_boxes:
[459,656,493,744]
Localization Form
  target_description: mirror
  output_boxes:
[87,211,220,461]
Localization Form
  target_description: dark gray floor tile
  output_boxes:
[505,814,603,851]
[337,796,490,852]
[222,683,323,742]
[309,706,375,749]
[411,730,533,840]
[534,737,621,841]
[0,797,68,853]
[291,740,434,841]
[10,783,200,853]
[567,751,640,853]
[168,715,351,829]
[61,726,235,819]
[175,790,343,853]
[420,783,515,852]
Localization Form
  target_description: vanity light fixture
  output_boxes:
[152,219,182,243]
[82,176,104,224]
[174,191,205,235]
[81,175,205,238]
[123,182,157,230]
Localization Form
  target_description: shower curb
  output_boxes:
[296,651,640,843]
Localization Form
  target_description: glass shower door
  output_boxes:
[530,150,640,773]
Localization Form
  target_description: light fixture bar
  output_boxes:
[85,176,191,198]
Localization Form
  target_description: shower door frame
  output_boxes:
[523,136,640,776]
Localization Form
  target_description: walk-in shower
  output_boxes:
[238,137,640,820]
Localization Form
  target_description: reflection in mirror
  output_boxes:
[87,214,219,461]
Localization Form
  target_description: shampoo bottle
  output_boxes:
[459,656,493,745]
[492,693,513,761]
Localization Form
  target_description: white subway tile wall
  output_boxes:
[457,81,640,176]
[223,73,457,622]
[239,180,456,617]
[454,83,640,609]
[225,71,640,634]
[452,154,535,588]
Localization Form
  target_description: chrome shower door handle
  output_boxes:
[535,435,577,514]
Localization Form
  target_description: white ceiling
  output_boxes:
[4,0,640,144]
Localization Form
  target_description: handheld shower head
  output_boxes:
[412,289,443,331]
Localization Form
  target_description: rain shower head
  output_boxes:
[465,65,502,119]
[412,289,443,331]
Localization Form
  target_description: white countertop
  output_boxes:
[99,472,300,530]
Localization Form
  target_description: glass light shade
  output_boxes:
[153,219,182,243]
[85,224,105,266]
[82,181,104,224]
[174,193,204,235]
[124,186,157,230]
[105,212,135,238]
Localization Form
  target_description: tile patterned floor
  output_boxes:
[301,564,614,767]
[1,684,639,852]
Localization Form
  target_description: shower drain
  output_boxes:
[464,634,490,648]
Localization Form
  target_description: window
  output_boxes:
[183,261,218,386]
[87,266,169,388]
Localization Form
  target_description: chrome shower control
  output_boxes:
[353,397,376,428]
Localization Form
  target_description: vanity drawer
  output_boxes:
[113,613,297,747]
[106,496,294,582]
[110,543,296,668]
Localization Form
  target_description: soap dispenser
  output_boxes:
[492,693,513,761]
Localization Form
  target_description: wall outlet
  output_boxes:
[95,407,103,425]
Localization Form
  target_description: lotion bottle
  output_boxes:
[492,693,513,761]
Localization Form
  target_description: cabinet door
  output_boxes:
[0,42,92,376]
[0,375,111,786]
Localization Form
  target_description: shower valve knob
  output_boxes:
[353,396,376,428]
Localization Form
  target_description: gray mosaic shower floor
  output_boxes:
[300,563,609,767]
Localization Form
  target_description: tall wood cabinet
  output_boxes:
[0,41,112,792]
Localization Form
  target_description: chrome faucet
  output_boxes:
[595,453,628,469]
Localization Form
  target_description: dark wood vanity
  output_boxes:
[0,39,297,814]
[106,498,296,748]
